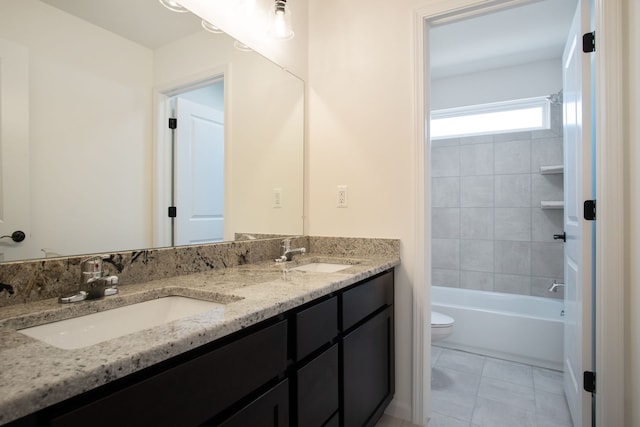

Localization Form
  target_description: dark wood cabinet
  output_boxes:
[49,320,288,427]
[217,380,289,427]
[10,269,394,427]
[343,307,394,427]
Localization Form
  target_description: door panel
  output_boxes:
[175,97,224,246]
[562,2,593,425]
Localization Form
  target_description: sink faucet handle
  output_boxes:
[80,255,107,284]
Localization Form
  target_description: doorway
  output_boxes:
[153,72,227,248]
[420,0,597,425]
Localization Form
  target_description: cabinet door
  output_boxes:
[218,380,289,427]
[343,307,394,427]
[49,320,287,427]
[297,344,339,426]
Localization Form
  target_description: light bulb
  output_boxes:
[159,0,188,13]
[271,0,294,40]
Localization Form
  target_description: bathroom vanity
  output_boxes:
[0,240,398,427]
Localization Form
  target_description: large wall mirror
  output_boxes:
[0,0,304,263]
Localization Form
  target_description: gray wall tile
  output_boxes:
[460,134,494,145]
[432,238,460,270]
[532,174,564,207]
[531,242,564,278]
[495,241,531,275]
[432,137,460,147]
[461,176,494,207]
[495,274,532,295]
[494,131,532,142]
[432,177,460,207]
[532,208,564,242]
[461,208,494,240]
[461,271,494,291]
[495,174,531,207]
[433,208,460,239]
[495,208,532,241]
[432,146,460,177]
[460,239,494,272]
[432,268,460,288]
[461,143,494,176]
[495,140,531,174]
[531,137,563,171]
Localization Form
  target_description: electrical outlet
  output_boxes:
[337,185,348,208]
[273,188,282,208]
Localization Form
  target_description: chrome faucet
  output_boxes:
[276,238,306,262]
[59,255,119,303]
[548,280,565,293]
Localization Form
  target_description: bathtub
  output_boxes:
[431,286,564,371]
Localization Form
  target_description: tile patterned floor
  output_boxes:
[429,346,573,427]
[375,346,572,427]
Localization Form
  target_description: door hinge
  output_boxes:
[168,206,177,218]
[168,118,177,129]
[583,31,595,53]
[584,371,596,393]
[584,200,596,221]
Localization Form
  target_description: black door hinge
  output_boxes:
[583,31,596,53]
[168,206,177,218]
[168,118,177,129]
[584,200,596,221]
[584,371,596,393]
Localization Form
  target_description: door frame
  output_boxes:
[412,0,625,425]
[152,66,231,248]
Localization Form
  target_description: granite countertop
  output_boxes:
[0,253,399,425]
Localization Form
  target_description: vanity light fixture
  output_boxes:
[271,0,294,40]
[158,0,189,13]
[202,20,224,34]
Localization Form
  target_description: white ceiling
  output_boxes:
[430,0,578,79]
[40,0,203,49]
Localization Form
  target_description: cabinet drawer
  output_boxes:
[50,320,288,427]
[297,344,339,426]
[342,270,393,331]
[218,379,289,427]
[295,296,338,360]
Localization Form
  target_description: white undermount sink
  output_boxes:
[18,296,225,350]
[290,262,353,273]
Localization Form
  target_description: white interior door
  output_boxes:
[562,2,594,426]
[0,38,32,262]
[174,97,224,246]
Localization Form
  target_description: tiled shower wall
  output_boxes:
[431,104,564,299]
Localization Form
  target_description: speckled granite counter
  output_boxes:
[0,252,399,425]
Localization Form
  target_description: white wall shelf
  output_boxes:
[540,165,564,174]
[541,201,564,209]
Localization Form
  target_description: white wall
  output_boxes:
[431,58,562,110]
[0,0,154,258]
[307,0,426,419]
[625,0,640,424]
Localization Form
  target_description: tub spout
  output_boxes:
[548,280,565,293]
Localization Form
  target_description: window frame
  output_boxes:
[430,96,552,140]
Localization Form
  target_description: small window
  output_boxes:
[430,97,551,140]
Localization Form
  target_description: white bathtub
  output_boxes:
[432,286,564,370]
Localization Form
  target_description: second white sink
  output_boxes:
[18,296,225,350]
[291,262,353,273]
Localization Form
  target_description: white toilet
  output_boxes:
[431,311,455,342]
